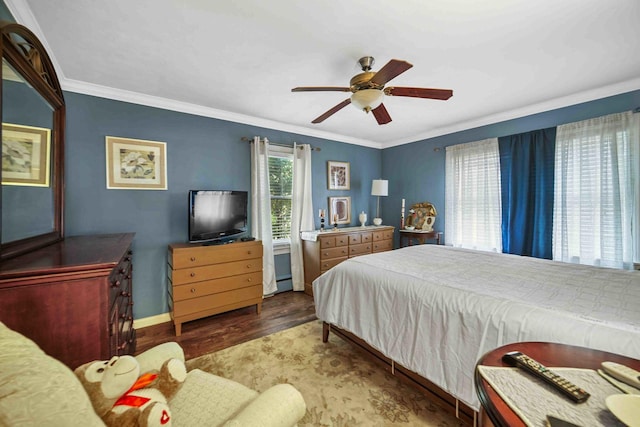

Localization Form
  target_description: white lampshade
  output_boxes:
[351,89,384,113]
[371,179,388,196]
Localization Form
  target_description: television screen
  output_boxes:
[188,190,248,243]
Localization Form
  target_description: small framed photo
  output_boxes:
[106,136,167,190]
[2,123,51,187]
[329,196,351,225]
[327,160,350,190]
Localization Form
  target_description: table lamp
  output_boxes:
[371,179,388,225]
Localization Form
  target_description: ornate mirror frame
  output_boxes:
[0,22,65,260]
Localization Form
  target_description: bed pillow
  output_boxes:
[0,322,105,427]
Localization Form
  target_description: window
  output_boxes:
[445,138,503,252]
[268,148,293,243]
[553,111,639,269]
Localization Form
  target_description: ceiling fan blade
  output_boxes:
[311,98,351,123]
[369,59,413,86]
[372,103,392,125]
[292,86,351,92]
[385,86,453,100]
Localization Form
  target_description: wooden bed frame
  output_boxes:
[322,322,478,426]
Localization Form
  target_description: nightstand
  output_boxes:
[399,229,443,247]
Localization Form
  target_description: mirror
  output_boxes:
[1,22,65,260]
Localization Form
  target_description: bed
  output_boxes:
[312,244,640,424]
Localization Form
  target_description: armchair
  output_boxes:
[0,322,306,426]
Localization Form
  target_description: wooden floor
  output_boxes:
[135,291,317,360]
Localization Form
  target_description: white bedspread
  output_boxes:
[313,245,640,410]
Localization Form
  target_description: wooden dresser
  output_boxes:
[0,233,136,368]
[301,226,394,296]
[167,240,263,336]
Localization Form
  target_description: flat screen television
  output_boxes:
[188,190,248,244]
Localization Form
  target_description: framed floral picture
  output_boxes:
[329,196,351,225]
[2,123,51,187]
[106,136,167,190]
[327,160,350,190]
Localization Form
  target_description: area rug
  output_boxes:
[186,320,465,426]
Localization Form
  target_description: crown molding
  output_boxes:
[61,78,382,149]
[382,77,640,149]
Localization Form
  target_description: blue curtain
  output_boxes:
[498,128,556,259]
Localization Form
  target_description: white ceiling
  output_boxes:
[9,0,640,148]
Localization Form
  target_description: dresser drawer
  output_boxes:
[373,239,393,252]
[109,252,132,300]
[373,230,394,241]
[320,256,347,272]
[348,232,373,245]
[319,235,349,248]
[173,271,262,301]
[320,246,349,260]
[171,244,262,269]
[349,242,372,257]
[173,284,262,317]
[171,258,262,285]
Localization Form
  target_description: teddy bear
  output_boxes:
[74,354,187,427]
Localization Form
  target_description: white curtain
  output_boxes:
[251,137,277,295]
[290,143,314,291]
[445,138,502,252]
[553,111,640,269]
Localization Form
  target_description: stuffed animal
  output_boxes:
[74,355,187,427]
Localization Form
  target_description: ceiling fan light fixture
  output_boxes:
[350,89,384,113]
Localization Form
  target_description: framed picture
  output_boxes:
[106,136,167,190]
[2,123,51,187]
[329,196,351,225]
[327,160,350,190]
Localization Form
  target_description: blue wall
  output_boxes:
[64,92,381,318]
[381,90,640,248]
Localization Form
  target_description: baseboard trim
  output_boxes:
[133,313,172,329]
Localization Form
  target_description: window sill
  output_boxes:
[273,240,291,256]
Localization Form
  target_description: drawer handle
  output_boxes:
[247,250,252,255]
[323,252,329,256]
[111,280,120,288]
[190,256,196,262]
[120,291,131,297]
[246,264,252,268]
[190,272,196,277]
[323,263,329,268]
[247,278,252,282]
[190,288,196,293]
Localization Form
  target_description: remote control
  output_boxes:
[601,361,640,389]
[502,351,590,403]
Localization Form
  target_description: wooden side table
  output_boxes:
[399,229,443,247]
[475,342,640,427]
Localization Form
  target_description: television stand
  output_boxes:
[167,240,263,336]
[203,239,233,246]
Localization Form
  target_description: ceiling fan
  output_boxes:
[291,56,453,125]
